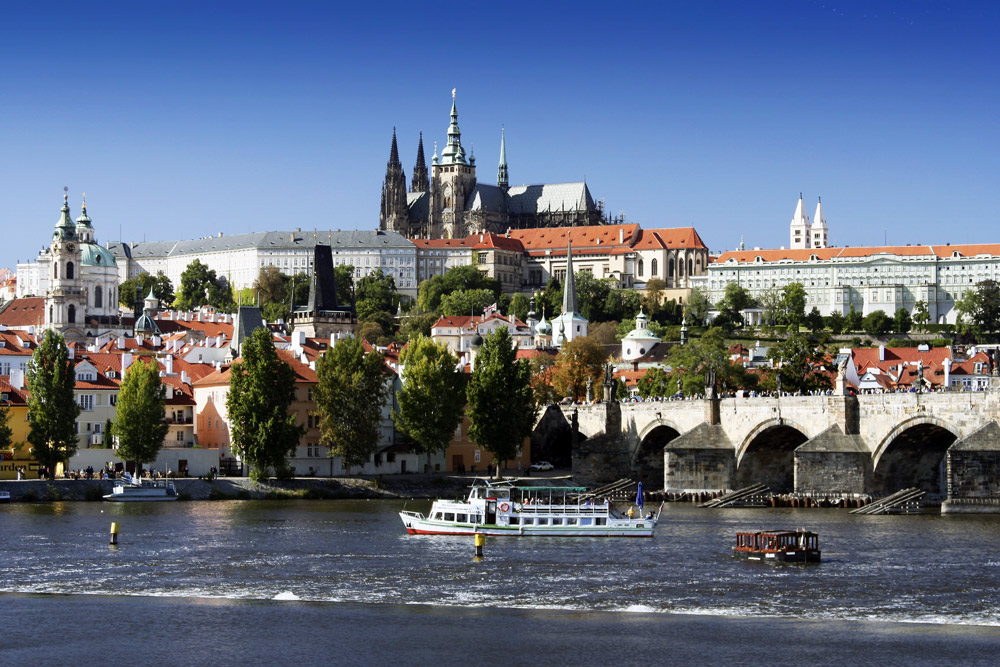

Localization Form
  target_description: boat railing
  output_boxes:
[515,503,610,516]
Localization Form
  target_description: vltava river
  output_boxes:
[1,499,998,665]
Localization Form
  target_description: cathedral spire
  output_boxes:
[380,129,408,232]
[54,188,75,240]
[411,132,429,193]
[497,127,509,190]
[389,127,402,168]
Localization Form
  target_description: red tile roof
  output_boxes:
[0,298,46,328]
[716,243,1000,264]
[632,227,708,250]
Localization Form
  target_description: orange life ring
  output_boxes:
[499,502,510,512]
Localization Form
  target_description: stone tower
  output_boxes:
[430,90,478,239]
[380,128,409,234]
[411,132,429,193]
[45,192,86,337]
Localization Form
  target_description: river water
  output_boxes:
[2,499,998,665]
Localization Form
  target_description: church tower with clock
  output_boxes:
[45,190,87,338]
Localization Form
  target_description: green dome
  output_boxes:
[80,243,118,268]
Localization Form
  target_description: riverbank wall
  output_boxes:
[0,473,473,503]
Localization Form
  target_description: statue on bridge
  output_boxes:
[603,363,616,402]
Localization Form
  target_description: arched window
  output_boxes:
[651,258,658,276]
[95,286,103,308]
[66,261,75,280]
[637,258,644,277]
[678,260,684,276]
[688,259,693,276]
[67,304,76,323]
[668,259,674,277]
[49,306,54,322]
[54,264,59,279]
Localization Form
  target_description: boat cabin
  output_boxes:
[733,530,821,563]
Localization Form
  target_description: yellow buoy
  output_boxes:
[110,522,120,546]
[474,532,485,558]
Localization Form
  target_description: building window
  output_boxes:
[176,430,184,442]
[651,258,658,276]
[66,261,74,280]
[637,259,644,277]
[79,395,94,412]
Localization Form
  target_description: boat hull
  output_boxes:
[103,493,178,502]
[733,549,821,563]
[400,512,654,537]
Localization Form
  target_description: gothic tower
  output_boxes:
[380,128,409,233]
[430,90,477,238]
[411,132,429,193]
[46,191,86,336]
[811,197,829,248]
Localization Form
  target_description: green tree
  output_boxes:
[25,330,81,474]
[665,326,748,397]
[440,288,496,317]
[417,265,501,314]
[912,300,930,332]
[175,259,235,312]
[767,333,832,394]
[716,282,756,328]
[334,265,355,307]
[826,311,845,335]
[685,287,711,325]
[466,328,536,474]
[227,328,305,481]
[394,335,466,464]
[0,401,12,453]
[314,336,390,471]
[508,293,532,322]
[637,366,672,398]
[758,288,782,329]
[805,306,825,334]
[400,311,439,340]
[779,282,807,328]
[537,277,563,320]
[356,269,398,334]
[575,272,615,322]
[844,305,863,333]
[551,336,609,401]
[863,310,892,337]
[956,280,1000,334]
[529,354,558,405]
[893,307,912,335]
[118,271,175,311]
[112,357,169,470]
[605,288,643,323]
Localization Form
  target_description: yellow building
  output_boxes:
[1,376,35,479]
[444,413,530,475]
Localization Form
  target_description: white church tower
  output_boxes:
[810,197,828,248]
[789,193,811,249]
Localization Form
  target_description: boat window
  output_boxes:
[494,490,509,499]
[537,518,549,526]
[580,518,592,526]
[596,518,607,526]
[566,518,578,526]
[509,517,519,525]
[433,512,443,520]
[456,514,467,523]
[523,518,534,525]
[551,518,563,526]
[470,515,479,524]
[444,513,455,522]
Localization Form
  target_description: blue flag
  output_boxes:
[636,482,644,510]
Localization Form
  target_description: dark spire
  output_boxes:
[380,128,408,232]
[411,131,429,193]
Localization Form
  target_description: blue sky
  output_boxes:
[2,1,997,272]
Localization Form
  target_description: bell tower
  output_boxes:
[46,189,86,335]
[430,89,477,238]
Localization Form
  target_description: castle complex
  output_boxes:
[380,91,603,240]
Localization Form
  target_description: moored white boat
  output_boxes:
[103,473,178,502]
[400,481,660,537]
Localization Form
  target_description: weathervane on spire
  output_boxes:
[63,185,68,200]
[452,88,456,99]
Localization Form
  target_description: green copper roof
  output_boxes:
[80,242,118,268]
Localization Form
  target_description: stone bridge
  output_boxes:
[536,386,1000,511]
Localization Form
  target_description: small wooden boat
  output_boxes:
[733,530,820,562]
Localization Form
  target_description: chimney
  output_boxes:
[944,357,952,388]
[117,336,126,349]
[165,355,174,375]
[165,385,174,400]
[878,345,886,362]
[121,353,134,375]
[619,228,624,244]
[152,335,162,347]
[67,346,74,359]
[9,368,24,390]
[181,370,190,385]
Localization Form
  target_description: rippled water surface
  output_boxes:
[2,499,998,627]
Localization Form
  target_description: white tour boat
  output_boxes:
[103,473,178,502]
[399,481,661,537]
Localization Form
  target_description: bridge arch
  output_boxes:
[632,419,682,491]
[871,415,959,497]
[735,417,811,493]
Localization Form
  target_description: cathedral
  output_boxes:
[380,92,604,240]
